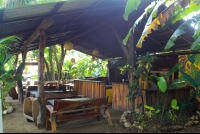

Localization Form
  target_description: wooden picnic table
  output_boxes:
[46,96,113,133]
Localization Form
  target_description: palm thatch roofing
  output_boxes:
[0,0,197,59]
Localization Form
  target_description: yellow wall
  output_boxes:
[106,88,112,104]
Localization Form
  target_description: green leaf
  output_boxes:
[157,77,167,93]
[171,99,179,110]
[155,109,160,114]
[191,36,200,50]
[167,79,188,89]
[123,1,156,45]
[144,105,155,111]
[164,19,194,50]
[123,0,142,21]
[136,0,165,48]
[164,62,182,79]
[142,73,146,79]
[148,75,157,84]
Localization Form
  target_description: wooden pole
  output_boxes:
[37,29,46,128]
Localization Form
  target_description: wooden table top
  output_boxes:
[47,97,93,106]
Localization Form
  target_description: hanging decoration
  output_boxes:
[64,42,73,50]
[92,49,99,55]
[71,58,75,63]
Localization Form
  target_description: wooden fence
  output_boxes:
[73,80,106,98]
[112,82,132,111]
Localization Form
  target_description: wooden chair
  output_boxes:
[46,96,113,133]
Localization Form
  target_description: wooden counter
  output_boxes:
[112,82,132,111]
[73,79,106,99]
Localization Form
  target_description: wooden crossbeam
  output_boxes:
[23,16,54,48]
[167,26,192,44]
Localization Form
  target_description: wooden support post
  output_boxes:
[37,30,46,128]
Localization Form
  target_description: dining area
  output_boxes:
[22,79,112,133]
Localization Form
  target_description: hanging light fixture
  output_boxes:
[64,42,73,50]
[92,49,99,55]
[71,58,75,63]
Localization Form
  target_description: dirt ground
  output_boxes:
[3,95,132,133]
[3,95,200,133]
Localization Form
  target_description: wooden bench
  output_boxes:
[46,96,113,133]
[23,91,86,124]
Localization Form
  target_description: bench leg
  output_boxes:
[46,110,51,130]
[51,115,57,133]
[105,108,113,127]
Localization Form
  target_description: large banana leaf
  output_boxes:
[157,77,167,93]
[164,62,182,79]
[164,19,194,50]
[123,1,156,45]
[167,79,188,89]
[190,36,200,50]
[123,0,141,21]
[136,0,166,48]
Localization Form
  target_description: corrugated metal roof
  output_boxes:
[0,0,197,59]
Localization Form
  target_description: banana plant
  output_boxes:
[148,62,188,93]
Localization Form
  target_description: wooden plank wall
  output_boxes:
[73,80,106,98]
[145,87,191,109]
[112,83,132,111]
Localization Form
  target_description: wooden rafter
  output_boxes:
[167,26,192,44]
[64,15,120,43]
[48,0,110,40]
[85,33,122,55]
[74,38,113,57]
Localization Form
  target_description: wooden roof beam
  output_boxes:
[23,16,54,48]
[167,27,192,44]
[63,15,120,43]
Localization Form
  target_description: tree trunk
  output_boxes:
[44,58,50,81]
[58,45,66,84]
[16,47,27,105]
[49,46,55,81]
[53,45,59,70]
[37,30,46,128]
[13,54,18,70]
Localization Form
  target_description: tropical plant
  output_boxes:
[123,0,200,51]
[118,52,158,113]
[0,36,23,110]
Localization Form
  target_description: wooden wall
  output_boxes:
[143,87,192,110]
[112,83,132,111]
[73,80,106,98]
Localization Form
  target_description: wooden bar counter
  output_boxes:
[112,82,132,111]
[74,79,106,99]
